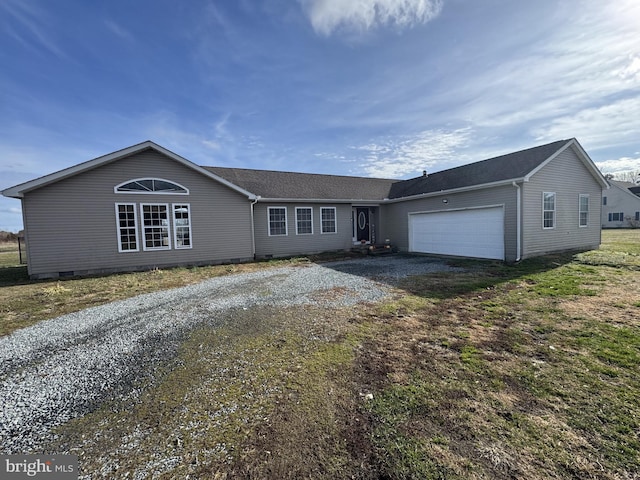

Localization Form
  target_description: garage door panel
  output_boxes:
[409,207,504,260]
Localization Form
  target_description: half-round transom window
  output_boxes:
[115,178,188,194]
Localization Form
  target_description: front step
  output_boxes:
[352,243,395,255]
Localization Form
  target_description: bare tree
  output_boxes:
[615,170,640,184]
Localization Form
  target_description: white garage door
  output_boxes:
[409,206,505,260]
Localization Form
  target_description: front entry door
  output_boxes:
[355,207,370,243]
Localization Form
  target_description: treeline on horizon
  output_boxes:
[0,231,24,242]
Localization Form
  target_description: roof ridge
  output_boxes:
[204,165,398,181]
[403,139,571,181]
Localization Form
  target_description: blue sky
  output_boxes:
[1,0,639,232]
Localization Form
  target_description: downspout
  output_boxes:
[250,196,260,259]
[512,182,521,261]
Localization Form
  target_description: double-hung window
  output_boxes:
[268,207,287,236]
[115,203,139,252]
[173,204,192,249]
[543,192,556,229]
[320,207,337,234]
[141,204,171,250]
[579,194,589,227]
[295,207,313,235]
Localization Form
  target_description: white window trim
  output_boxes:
[295,207,314,235]
[115,203,139,253]
[268,206,288,236]
[321,206,338,234]
[114,177,189,195]
[542,192,556,229]
[172,203,193,249]
[141,203,172,251]
[579,194,589,227]
[320,207,337,234]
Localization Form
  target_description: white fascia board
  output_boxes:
[1,141,258,200]
[256,198,382,205]
[3,141,158,198]
[612,183,640,203]
[523,138,609,189]
[383,178,524,204]
[148,143,257,199]
[567,139,610,189]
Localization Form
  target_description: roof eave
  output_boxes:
[610,183,640,202]
[3,141,159,199]
[257,197,384,204]
[385,178,525,203]
[1,141,258,200]
[523,138,609,188]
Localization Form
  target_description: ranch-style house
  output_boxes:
[2,138,608,279]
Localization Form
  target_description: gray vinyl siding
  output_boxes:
[522,147,602,258]
[380,185,519,261]
[22,150,253,278]
[601,185,640,228]
[253,203,353,257]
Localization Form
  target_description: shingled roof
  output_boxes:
[609,180,640,197]
[204,167,396,201]
[388,139,571,199]
[205,140,593,201]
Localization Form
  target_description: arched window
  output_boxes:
[115,178,188,194]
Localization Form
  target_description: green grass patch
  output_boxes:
[572,322,640,368]
[361,230,640,478]
[6,231,640,478]
[49,305,373,479]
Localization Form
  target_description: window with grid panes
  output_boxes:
[116,203,139,252]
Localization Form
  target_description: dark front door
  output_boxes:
[356,207,370,243]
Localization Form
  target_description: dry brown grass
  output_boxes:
[0,258,311,336]
[357,250,639,479]
[4,231,640,478]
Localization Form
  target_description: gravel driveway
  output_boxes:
[0,255,457,454]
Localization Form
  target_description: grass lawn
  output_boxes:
[2,231,639,479]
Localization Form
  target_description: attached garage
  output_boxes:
[408,206,505,260]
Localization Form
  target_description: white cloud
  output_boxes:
[533,97,640,150]
[0,206,22,215]
[613,55,640,82]
[596,156,640,176]
[301,0,442,36]
[449,0,640,152]
[0,198,23,233]
[354,127,472,178]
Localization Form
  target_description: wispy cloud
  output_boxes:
[446,1,640,149]
[0,207,22,215]
[353,127,472,178]
[300,0,443,36]
[104,19,134,42]
[533,97,640,151]
[0,0,69,60]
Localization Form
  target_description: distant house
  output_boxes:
[601,180,640,228]
[2,138,608,279]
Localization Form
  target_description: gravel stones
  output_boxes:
[0,255,458,454]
